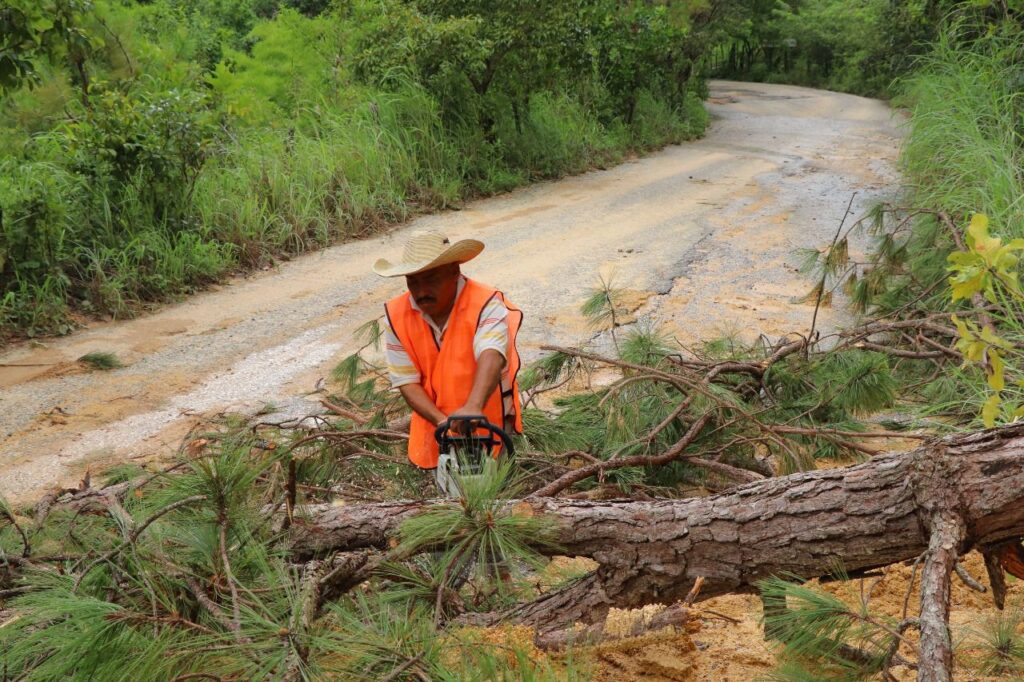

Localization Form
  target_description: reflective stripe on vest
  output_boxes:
[385,278,523,469]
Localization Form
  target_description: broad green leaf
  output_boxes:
[947,250,979,266]
[949,271,985,301]
[951,314,971,337]
[966,213,998,253]
[30,17,55,33]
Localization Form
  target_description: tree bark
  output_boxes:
[288,425,1024,645]
[918,511,963,682]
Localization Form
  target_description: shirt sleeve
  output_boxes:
[474,297,509,362]
[384,322,421,389]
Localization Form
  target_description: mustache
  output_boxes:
[415,296,436,305]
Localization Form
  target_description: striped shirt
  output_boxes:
[384,276,511,391]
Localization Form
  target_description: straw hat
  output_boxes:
[373,230,484,277]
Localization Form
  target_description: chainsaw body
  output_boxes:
[433,416,514,498]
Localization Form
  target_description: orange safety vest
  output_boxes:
[385,279,524,469]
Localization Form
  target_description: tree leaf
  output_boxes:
[982,394,1001,428]
[988,349,1005,391]
[30,17,55,33]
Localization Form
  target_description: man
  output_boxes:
[374,229,523,470]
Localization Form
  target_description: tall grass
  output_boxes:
[868,23,1024,424]
[2,81,707,339]
[897,30,1024,238]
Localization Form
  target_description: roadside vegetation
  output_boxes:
[0,0,712,339]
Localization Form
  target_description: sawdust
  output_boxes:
[592,628,699,681]
[604,603,675,638]
[526,550,1022,681]
[814,550,1023,682]
[691,594,777,681]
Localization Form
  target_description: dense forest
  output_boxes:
[2,0,1024,680]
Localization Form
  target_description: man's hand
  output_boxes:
[447,404,486,434]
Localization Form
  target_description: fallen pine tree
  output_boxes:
[289,423,1024,681]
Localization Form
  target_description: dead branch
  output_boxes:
[318,399,369,425]
[918,511,964,682]
[528,411,726,497]
[953,562,986,593]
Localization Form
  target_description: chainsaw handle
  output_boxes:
[434,415,515,457]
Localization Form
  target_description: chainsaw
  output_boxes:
[433,415,514,498]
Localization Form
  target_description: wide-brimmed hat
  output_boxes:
[373,230,484,277]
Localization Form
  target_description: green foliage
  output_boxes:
[396,459,558,597]
[945,214,1024,426]
[0,421,585,680]
[844,21,1024,426]
[967,608,1024,676]
[65,84,218,195]
[581,273,626,344]
[813,350,897,416]
[0,0,102,93]
[898,27,1024,239]
[708,0,991,97]
[1,0,712,337]
[759,573,902,680]
[208,8,335,124]
[590,1,696,121]
[1,78,229,334]
[78,350,123,369]
[516,326,898,492]
[326,593,585,680]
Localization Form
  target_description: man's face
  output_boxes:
[406,263,460,320]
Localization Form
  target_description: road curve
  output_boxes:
[0,81,902,501]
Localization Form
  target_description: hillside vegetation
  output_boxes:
[1,0,714,338]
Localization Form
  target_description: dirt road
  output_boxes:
[0,81,901,501]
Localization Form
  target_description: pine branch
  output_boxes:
[72,495,207,591]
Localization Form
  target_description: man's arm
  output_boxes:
[386,321,447,426]
[450,348,504,419]
[398,383,448,427]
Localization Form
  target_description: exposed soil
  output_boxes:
[0,81,901,503]
[479,551,1022,680]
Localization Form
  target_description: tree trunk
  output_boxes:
[289,425,1024,674]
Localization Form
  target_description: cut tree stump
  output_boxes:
[289,424,1024,680]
